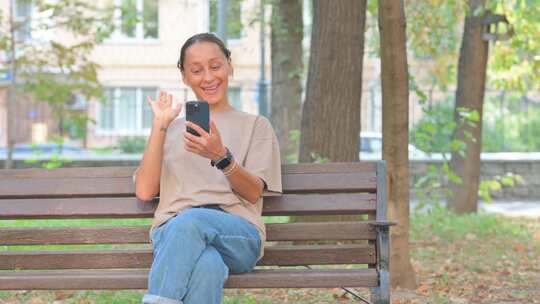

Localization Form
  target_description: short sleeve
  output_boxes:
[243,116,282,193]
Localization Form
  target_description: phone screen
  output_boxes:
[185,101,209,137]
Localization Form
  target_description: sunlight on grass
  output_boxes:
[411,205,531,242]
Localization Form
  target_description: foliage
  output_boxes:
[411,98,481,208]
[405,0,540,92]
[209,0,244,39]
[406,0,467,91]
[410,97,456,153]
[285,129,329,164]
[285,129,300,163]
[488,0,540,92]
[22,136,72,169]
[483,92,540,152]
[117,136,146,154]
[411,94,526,205]
[479,172,524,203]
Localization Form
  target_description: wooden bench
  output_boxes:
[0,162,392,303]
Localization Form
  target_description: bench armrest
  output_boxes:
[368,221,397,227]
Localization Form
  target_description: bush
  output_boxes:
[117,137,146,153]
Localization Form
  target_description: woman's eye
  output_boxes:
[211,65,221,70]
[191,69,202,74]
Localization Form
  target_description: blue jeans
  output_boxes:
[142,206,262,304]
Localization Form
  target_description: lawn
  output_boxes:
[1,208,538,304]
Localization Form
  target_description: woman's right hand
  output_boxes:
[147,91,183,128]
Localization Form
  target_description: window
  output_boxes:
[113,0,158,41]
[228,87,242,110]
[97,87,156,135]
[14,0,32,42]
[209,0,243,40]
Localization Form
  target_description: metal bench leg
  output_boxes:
[371,225,390,304]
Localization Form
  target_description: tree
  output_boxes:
[378,0,417,290]
[299,0,366,163]
[270,0,303,161]
[448,0,490,213]
[0,0,114,168]
[405,1,527,211]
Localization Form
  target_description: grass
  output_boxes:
[411,204,531,242]
[1,208,539,303]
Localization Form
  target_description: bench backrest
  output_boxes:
[0,162,386,285]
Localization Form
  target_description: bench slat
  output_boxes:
[263,193,376,215]
[0,163,377,179]
[0,174,376,198]
[0,193,376,219]
[0,166,377,199]
[0,245,375,269]
[0,222,377,245]
[0,268,379,289]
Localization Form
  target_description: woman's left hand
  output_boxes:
[184,120,227,161]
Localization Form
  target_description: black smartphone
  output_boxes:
[185,101,209,137]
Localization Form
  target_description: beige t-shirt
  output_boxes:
[137,108,282,260]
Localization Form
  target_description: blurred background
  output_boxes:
[1,1,540,302]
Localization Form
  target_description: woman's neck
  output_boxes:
[209,99,233,113]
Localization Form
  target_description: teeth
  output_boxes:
[203,84,218,93]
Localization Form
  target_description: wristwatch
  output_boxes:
[211,147,233,170]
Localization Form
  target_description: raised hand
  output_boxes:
[147,91,183,128]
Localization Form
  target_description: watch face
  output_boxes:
[216,150,233,170]
[217,158,231,170]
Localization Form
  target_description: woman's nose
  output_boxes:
[202,69,215,82]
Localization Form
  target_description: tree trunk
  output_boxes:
[449,0,489,213]
[299,0,366,163]
[378,0,417,290]
[270,0,303,161]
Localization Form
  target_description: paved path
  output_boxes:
[411,200,540,218]
[480,200,540,218]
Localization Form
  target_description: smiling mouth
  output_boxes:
[202,83,220,95]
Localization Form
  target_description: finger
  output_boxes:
[184,141,200,151]
[186,121,209,138]
[209,120,219,136]
[159,91,166,104]
[184,131,205,145]
[147,96,157,112]
[184,139,203,153]
[184,145,199,154]
[167,94,173,106]
[174,102,183,115]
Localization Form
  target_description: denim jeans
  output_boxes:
[141,206,262,304]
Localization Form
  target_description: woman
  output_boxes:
[135,33,282,304]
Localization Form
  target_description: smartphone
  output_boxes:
[185,101,209,137]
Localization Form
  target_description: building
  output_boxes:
[0,0,270,148]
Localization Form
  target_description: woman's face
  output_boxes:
[182,41,232,106]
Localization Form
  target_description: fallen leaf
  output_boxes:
[27,297,45,304]
[416,283,430,296]
[514,243,526,252]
